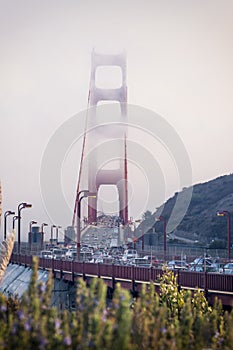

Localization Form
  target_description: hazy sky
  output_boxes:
[0,0,233,241]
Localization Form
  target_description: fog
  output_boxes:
[0,0,232,240]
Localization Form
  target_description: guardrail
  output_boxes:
[10,254,233,293]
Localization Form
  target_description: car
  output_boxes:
[223,263,233,274]
[190,265,204,272]
[208,262,222,273]
[122,249,138,263]
[142,255,159,266]
[52,248,65,259]
[133,258,152,268]
[40,250,53,259]
[80,251,93,262]
[66,248,77,260]
[167,260,188,270]
[189,256,214,271]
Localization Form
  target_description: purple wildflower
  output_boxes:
[16,310,24,320]
[160,327,167,334]
[11,324,17,335]
[218,337,224,345]
[40,283,46,293]
[54,318,62,335]
[0,305,7,312]
[39,337,47,350]
[55,318,61,330]
[24,321,31,331]
[78,303,85,312]
[114,303,120,310]
[102,308,108,322]
[64,336,72,346]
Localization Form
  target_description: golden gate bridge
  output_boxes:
[9,50,233,308]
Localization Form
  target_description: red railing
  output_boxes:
[177,270,205,289]
[10,254,233,293]
[206,273,233,292]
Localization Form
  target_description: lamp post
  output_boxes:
[50,225,56,246]
[17,202,32,254]
[56,225,62,244]
[141,221,144,251]
[4,210,15,240]
[156,216,167,262]
[77,190,97,261]
[41,223,48,249]
[13,216,19,230]
[217,210,231,261]
[29,220,37,252]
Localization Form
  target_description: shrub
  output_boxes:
[0,258,231,349]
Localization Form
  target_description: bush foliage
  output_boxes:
[0,259,233,349]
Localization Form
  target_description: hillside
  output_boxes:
[141,174,233,246]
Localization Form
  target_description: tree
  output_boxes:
[142,210,152,221]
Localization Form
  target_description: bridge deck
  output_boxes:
[10,254,233,307]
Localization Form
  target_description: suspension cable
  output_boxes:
[71,85,91,226]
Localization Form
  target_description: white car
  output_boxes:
[167,260,188,270]
[66,249,77,260]
[40,250,53,259]
[223,263,233,274]
[51,248,65,259]
[122,249,138,262]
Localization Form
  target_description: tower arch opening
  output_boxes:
[97,184,119,217]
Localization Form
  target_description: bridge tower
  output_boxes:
[73,49,128,226]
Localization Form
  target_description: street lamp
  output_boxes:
[77,190,97,261]
[41,223,48,249]
[13,216,19,230]
[56,225,62,244]
[17,202,32,254]
[29,220,37,232]
[217,210,231,261]
[4,210,15,240]
[156,216,167,262]
[29,220,37,252]
[50,225,56,246]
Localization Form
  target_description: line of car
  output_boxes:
[39,248,233,274]
[39,247,153,266]
[167,257,233,274]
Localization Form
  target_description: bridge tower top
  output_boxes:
[73,49,128,228]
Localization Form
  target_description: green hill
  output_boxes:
[156,173,233,245]
[138,174,233,247]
